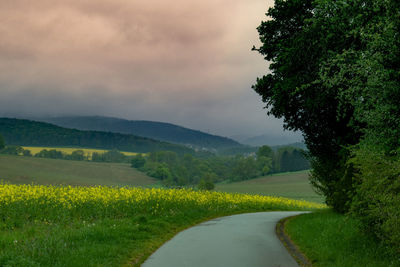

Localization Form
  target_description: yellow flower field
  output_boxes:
[22,146,139,158]
[0,183,325,221]
[0,183,325,266]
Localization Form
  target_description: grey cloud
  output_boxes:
[0,0,301,142]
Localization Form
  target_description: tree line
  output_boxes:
[131,145,309,187]
[0,144,132,163]
[254,0,399,250]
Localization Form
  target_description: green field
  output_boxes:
[216,170,324,203]
[0,154,156,187]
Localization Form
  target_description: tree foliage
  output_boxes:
[0,134,4,150]
[255,0,400,248]
[253,0,400,212]
[131,146,309,186]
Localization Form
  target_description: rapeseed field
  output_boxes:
[22,146,138,157]
[0,183,325,266]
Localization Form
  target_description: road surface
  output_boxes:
[142,211,308,267]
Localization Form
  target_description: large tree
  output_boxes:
[252,0,383,212]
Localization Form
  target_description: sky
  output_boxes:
[0,0,302,142]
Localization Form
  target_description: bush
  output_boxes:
[69,150,86,161]
[35,149,64,159]
[350,147,400,252]
[22,149,32,157]
[197,173,217,191]
[102,150,127,163]
[131,154,146,168]
[0,146,24,155]
[197,179,215,191]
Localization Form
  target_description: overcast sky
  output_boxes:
[0,0,301,141]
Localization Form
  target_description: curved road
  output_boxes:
[142,211,308,267]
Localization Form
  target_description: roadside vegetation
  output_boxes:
[286,211,400,267]
[254,0,400,257]
[0,183,324,266]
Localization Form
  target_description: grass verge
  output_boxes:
[285,210,400,267]
[0,183,324,266]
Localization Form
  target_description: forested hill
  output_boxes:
[0,118,193,154]
[38,116,243,150]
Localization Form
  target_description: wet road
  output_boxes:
[142,211,308,267]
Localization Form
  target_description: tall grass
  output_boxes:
[285,210,400,267]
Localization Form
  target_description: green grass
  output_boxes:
[0,184,324,266]
[216,170,324,203]
[285,210,400,267]
[0,154,156,187]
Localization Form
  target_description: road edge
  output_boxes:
[276,215,312,267]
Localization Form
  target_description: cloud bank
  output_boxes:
[0,0,301,141]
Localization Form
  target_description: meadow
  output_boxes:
[0,154,156,187]
[22,146,139,158]
[0,183,325,266]
[216,170,323,203]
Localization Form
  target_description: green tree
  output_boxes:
[198,172,217,190]
[70,150,85,161]
[153,163,172,180]
[35,149,64,159]
[22,149,32,157]
[344,0,400,248]
[131,154,146,168]
[256,145,273,159]
[232,156,257,181]
[252,0,377,212]
[91,152,104,162]
[0,134,5,150]
[102,150,126,163]
[257,156,272,175]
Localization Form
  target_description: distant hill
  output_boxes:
[271,142,307,151]
[0,118,193,154]
[38,116,243,150]
[232,133,303,147]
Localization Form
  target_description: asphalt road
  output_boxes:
[142,211,308,267]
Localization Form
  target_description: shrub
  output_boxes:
[350,147,400,251]
[0,146,24,155]
[197,174,215,191]
[131,154,146,168]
